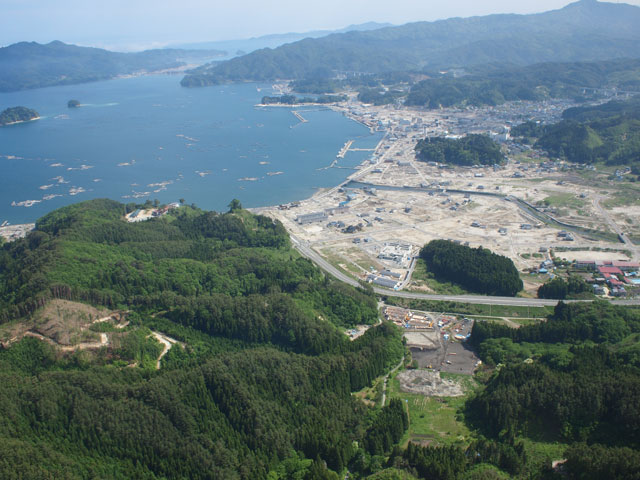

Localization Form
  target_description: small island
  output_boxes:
[0,106,40,126]
[67,99,81,108]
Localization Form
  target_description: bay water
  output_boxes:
[0,75,380,224]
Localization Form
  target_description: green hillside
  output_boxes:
[512,96,640,166]
[2,201,640,478]
[0,199,406,478]
[407,58,640,108]
[415,135,505,167]
[0,41,225,92]
[182,0,640,86]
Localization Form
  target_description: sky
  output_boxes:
[1,0,640,51]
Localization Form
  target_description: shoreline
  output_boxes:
[0,116,41,127]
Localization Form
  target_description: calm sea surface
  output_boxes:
[0,75,380,224]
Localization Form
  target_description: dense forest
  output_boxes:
[181,1,640,86]
[419,240,523,296]
[511,96,640,167]
[0,199,407,478]
[0,106,39,126]
[357,88,405,106]
[465,301,640,479]
[415,135,505,166]
[537,275,591,299]
[2,202,640,478]
[284,58,640,111]
[406,58,640,108]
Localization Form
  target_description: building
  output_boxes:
[296,211,327,225]
[380,270,402,279]
[369,276,399,289]
[613,261,640,271]
[598,266,623,277]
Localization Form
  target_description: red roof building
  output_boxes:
[598,266,623,276]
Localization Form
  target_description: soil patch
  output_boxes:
[397,370,464,397]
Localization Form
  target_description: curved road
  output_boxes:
[290,235,640,307]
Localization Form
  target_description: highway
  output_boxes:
[290,234,640,307]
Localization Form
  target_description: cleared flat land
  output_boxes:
[262,100,639,297]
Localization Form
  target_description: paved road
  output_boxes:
[290,235,640,307]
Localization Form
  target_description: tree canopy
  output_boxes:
[419,240,523,296]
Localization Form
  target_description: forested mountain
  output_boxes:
[0,41,225,92]
[511,95,640,167]
[406,58,640,108]
[182,0,640,86]
[0,199,406,478]
[2,203,640,478]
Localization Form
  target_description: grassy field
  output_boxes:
[603,184,640,208]
[385,297,555,319]
[388,370,474,448]
[354,375,385,407]
[409,259,471,295]
[541,192,586,210]
[519,438,568,478]
[319,248,361,277]
[469,316,542,327]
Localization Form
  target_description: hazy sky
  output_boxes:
[1,0,639,51]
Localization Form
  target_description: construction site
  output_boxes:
[384,306,479,376]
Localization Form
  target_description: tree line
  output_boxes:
[419,240,523,296]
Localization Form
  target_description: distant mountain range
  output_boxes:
[182,0,640,87]
[0,41,225,92]
[173,22,393,58]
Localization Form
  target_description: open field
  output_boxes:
[385,297,555,319]
[388,369,474,447]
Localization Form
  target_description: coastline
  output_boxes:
[0,116,41,127]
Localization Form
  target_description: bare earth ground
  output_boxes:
[397,370,464,397]
[0,299,181,370]
[259,101,639,297]
[0,299,119,347]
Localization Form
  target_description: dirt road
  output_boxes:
[151,331,180,370]
[381,356,405,407]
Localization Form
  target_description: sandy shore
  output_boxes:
[0,116,41,127]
